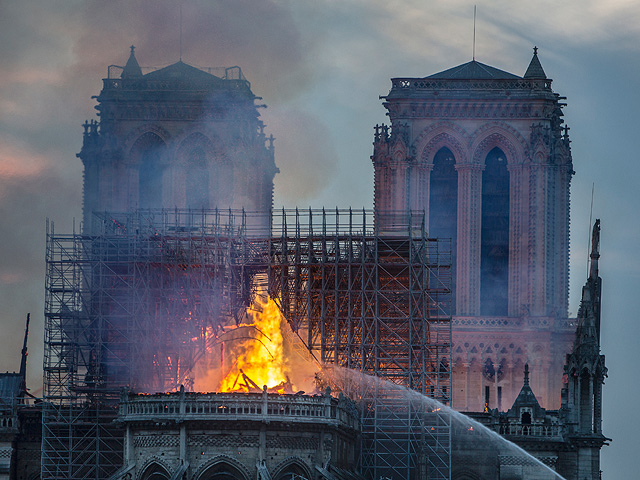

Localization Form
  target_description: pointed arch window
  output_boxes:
[481,147,509,316]
[429,147,457,313]
[134,133,166,209]
[186,147,210,209]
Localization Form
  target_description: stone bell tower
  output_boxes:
[78,46,278,233]
[372,48,575,411]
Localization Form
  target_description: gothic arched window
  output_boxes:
[186,147,210,209]
[134,133,166,209]
[429,147,457,313]
[480,147,509,316]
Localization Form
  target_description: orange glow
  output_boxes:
[191,288,319,394]
[218,293,291,393]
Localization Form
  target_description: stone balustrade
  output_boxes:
[118,389,359,431]
[498,422,562,439]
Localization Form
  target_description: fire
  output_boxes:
[218,293,291,393]
[191,288,319,394]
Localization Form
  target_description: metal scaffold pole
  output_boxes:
[42,209,265,480]
[42,208,451,480]
[267,209,452,480]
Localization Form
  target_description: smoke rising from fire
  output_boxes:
[1,2,640,476]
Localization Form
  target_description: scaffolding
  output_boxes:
[43,209,451,480]
[42,210,267,479]
[268,209,452,480]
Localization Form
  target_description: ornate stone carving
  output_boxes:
[414,121,470,164]
[133,434,180,448]
[189,434,259,448]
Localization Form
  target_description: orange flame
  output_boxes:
[219,294,288,392]
[192,289,319,394]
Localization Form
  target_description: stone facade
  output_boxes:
[372,50,575,411]
[111,388,362,480]
[449,220,607,480]
[79,47,278,234]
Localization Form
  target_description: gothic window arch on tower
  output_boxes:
[185,146,210,209]
[131,132,168,209]
[480,146,509,316]
[429,146,458,313]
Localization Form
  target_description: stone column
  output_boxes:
[395,160,410,230]
[179,385,186,462]
[464,362,470,411]
[507,163,525,316]
[455,164,483,315]
[125,425,133,467]
[529,163,548,316]
[409,162,432,216]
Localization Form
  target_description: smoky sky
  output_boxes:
[1,1,639,477]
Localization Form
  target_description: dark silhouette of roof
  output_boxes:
[427,60,521,80]
[144,60,225,85]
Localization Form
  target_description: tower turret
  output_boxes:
[78,47,278,233]
[373,48,574,411]
[562,219,608,479]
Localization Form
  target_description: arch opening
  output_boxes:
[274,463,310,480]
[429,147,458,313]
[186,146,210,209]
[198,461,248,480]
[134,133,167,209]
[140,463,170,480]
[480,147,509,316]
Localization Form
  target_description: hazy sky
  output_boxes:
[1,1,638,477]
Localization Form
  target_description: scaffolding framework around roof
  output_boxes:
[267,209,452,480]
[42,209,451,480]
[42,210,265,480]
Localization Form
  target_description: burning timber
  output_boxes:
[44,207,452,480]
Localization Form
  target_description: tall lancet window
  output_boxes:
[429,147,457,313]
[186,147,210,209]
[136,133,166,209]
[481,147,509,316]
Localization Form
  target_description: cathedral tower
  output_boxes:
[372,49,575,411]
[78,47,278,233]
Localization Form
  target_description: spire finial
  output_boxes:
[524,363,530,386]
[524,46,547,79]
[19,313,30,398]
[472,5,477,61]
[589,219,601,280]
[122,45,143,78]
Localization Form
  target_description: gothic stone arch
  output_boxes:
[272,456,313,480]
[192,455,252,480]
[471,123,529,166]
[416,122,470,165]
